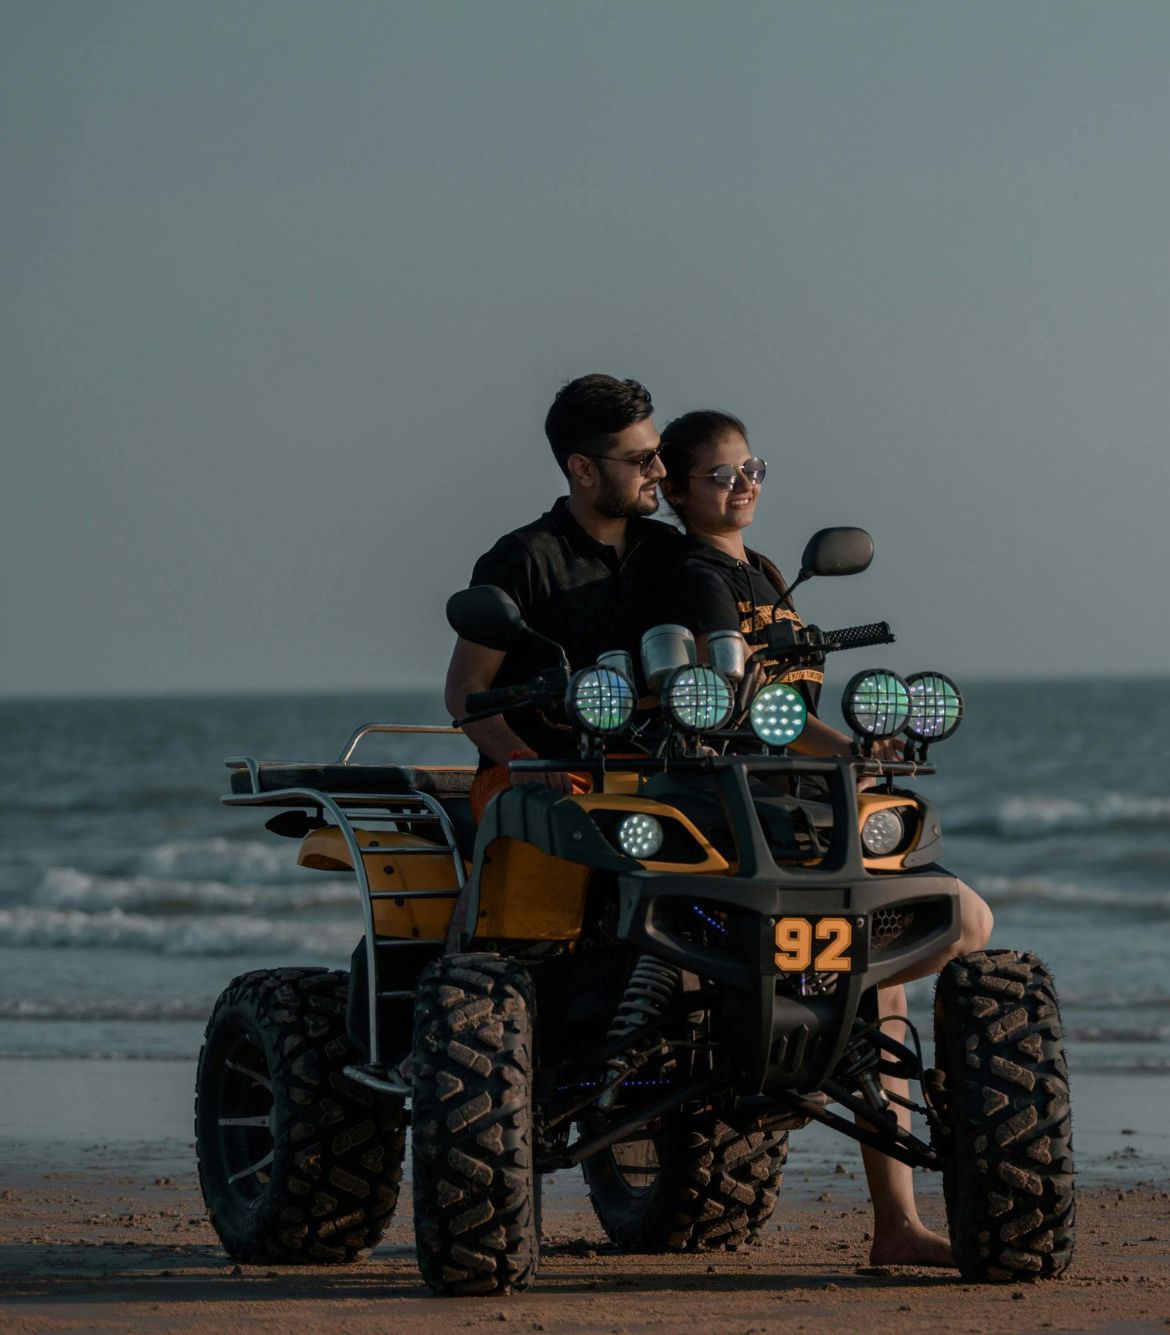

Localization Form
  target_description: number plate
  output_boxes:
[764,916,866,974]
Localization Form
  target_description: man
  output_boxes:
[445,373,681,822]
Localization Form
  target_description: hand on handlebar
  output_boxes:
[507,750,575,794]
[870,736,910,763]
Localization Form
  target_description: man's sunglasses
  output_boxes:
[577,447,663,476]
[692,457,768,490]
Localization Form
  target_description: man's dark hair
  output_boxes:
[658,409,748,525]
[544,374,654,476]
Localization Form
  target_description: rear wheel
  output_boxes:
[583,1112,787,1252]
[411,953,539,1295]
[933,949,1075,1282]
[196,967,406,1264]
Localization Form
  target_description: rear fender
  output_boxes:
[298,826,463,939]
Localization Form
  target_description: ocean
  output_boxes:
[2,681,1168,1079]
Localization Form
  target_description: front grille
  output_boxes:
[870,905,914,951]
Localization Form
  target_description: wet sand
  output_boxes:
[2,1060,1169,1332]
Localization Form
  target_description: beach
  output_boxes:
[2,1058,1169,1332]
[3,684,1170,1328]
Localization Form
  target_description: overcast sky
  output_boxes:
[3,0,1169,698]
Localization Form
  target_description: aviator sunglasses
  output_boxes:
[692,457,768,490]
[577,446,663,475]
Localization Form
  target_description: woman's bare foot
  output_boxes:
[869,1218,954,1267]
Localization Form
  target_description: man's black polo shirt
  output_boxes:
[465,498,682,765]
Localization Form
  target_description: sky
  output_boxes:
[3,0,1169,698]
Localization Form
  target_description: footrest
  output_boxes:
[343,1063,410,1097]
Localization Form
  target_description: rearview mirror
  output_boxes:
[446,585,527,650]
[800,527,874,579]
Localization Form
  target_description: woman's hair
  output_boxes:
[657,409,748,525]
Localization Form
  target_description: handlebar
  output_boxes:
[820,621,896,651]
[465,682,536,715]
[458,621,896,726]
[459,666,570,726]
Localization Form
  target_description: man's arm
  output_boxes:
[445,637,572,792]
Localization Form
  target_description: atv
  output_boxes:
[196,526,1074,1292]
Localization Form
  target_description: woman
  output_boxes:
[657,409,994,1268]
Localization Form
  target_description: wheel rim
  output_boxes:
[607,1136,660,1197]
[216,1030,276,1207]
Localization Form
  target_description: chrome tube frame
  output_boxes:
[336,722,461,765]
[224,724,471,1090]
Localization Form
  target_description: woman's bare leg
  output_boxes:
[857,886,992,1263]
[878,879,994,990]
[859,983,952,1265]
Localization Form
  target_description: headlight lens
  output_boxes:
[617,813,665,858]
[566,666,635,733]
[842,670,911,739]
[663,665,734,732]
[861,808,905,856]
[749,681,808,746]
[905,671,964,741]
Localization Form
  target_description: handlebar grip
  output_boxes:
[465,683,531,714]
[822,621,896,650]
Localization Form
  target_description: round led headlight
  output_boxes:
[663,665,734,732]
[617,813,664,859]
[861,808,905,856]
[842,670,911,739]
[566,666,635,733]
[749,681,808,746]
[904,672,964,742]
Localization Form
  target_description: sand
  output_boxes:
[2,1059,1168,1333]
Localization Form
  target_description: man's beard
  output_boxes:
[595,476,660,520]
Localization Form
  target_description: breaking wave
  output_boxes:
[32,866,355,914]
[950,793,1170,838]
[0,906,356,957]
[977,874,1170,916]
[0,997,209,1021]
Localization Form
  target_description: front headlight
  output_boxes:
[617,813,665,858]
[663,665,734,732]
[904,672,964,742]
[842,670,911,740]
[861,808,905,855]
[566,666,635,733]
[749,681,808,746]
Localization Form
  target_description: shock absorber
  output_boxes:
[597,955,680,1110]
[836,1031,889,1112]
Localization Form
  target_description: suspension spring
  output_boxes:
[597,955,679,1109]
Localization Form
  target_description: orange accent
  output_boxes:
[297,827,462,939]
[856,793,923,870]
[469,763,592,823]
[814,917,854,971]
[774,917,813,971]
[473,837,592,941]
[573,794,731,874]
[773,916,855,972]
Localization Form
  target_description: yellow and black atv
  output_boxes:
[195,528,1074,1293]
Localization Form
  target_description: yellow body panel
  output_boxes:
[298,826,461,939]
[474,837,591,941]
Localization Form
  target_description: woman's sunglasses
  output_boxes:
[693,457,767,490]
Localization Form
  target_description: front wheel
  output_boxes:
[195,967,406,1264]
[583,1112,787,1252]
[411,953,539,1295]
[933,949,1075,1282]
